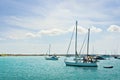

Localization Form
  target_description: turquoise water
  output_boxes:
[0,56,120,80]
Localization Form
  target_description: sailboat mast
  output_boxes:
[87,28,90,56]
[49,44,51,55]
[75,21,78,57]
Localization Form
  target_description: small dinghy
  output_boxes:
[103,66,113,68]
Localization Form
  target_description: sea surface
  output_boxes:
[0,56,120,80]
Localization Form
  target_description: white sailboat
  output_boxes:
[64,21,97,67]
[45,44,59,60]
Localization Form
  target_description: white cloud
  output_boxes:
[2,27,74,40]
[77,26,88,34]
[26,33,37,38]
[68,25,102,34]
[107,25,120,32]
[5,29,30,40]
[8,34,24,40]
[3,26,102,40]
[38,28,67,36]
[68,26,87,34]
[91,26,102,33]
[27,26,102,38]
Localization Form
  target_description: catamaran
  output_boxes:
[64,21,97,67]
[45,44,59,60]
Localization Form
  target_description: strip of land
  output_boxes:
[0,54,73,56]
[0,53,119,57]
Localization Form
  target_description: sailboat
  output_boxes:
[45,44,59,60]
[64,21,97,67]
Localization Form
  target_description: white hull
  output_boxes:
[65,61,97,67]
[45,56,58,60]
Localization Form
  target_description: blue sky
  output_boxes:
[0,0,120,54]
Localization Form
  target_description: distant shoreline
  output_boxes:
[0,54,72,56]
[0,54,119,57]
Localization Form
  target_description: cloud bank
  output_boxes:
[107,25,120,32]
[24,26,102,38]
[1,24,103,40]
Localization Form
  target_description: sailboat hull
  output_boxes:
[45,56,58,60]
[65,61,97,67]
